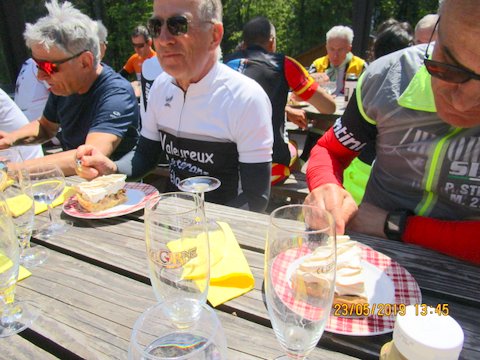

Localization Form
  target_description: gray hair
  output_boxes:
[198,0,223,23]
[131,25,150,42]
[24,0,100,66]
[95,20,108,44]
[326,25,354,44]
[415,14,439,33]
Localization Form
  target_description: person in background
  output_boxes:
[14,58,50,122]
[309,25,367,96]
[1,89,43,160]
[0,0,139,176]
[299,26,368,164]
[305,0,480,265]
[139,55,163,128]
[225,16,335,186]
[119,25,156,82]
[343,19,414,205]
[75,0,273,213]
[96,20,108,60]
[414,14,439,45]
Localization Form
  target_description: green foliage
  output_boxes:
[6,0,439,83]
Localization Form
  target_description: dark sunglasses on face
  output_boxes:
[33,50,88,76]
[148,15,191,37]
[424,17,480,84]
[132,42,146,49]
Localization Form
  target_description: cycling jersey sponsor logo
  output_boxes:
[333,119,367,151]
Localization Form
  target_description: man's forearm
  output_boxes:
[23,149,78,176]
[12,120,53,146]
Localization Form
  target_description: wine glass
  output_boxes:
[178,176,221,202]
[144,192,210,325]
[128,299,227,359]
[178,176,225,266]
[320,81,337,95]
[1,167,48,268]
[0,192,39,337]
[265,204,336,359]
[28,163,71,240]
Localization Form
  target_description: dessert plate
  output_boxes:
[326,244,421,336]
[63,182,159,219]
[271,244,421,336]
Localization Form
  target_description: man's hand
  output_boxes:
[310,72,330,84]
[304,183,358,235]
[75,144,117,180]
[348,202,388,238]
[0,131,16,149]
[285,106,308,129]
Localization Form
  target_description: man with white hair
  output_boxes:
[0,0,139,175]
[309,25,367,96]
[75,0,273,212]
[414,14,439,44]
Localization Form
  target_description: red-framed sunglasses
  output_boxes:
[33,50,88,76]
[424,17,480,84]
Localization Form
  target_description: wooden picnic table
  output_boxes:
[9,176,480,359]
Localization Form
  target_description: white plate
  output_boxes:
[63,182,159,219]
[287,255,395,318]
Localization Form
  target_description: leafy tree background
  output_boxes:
[1,0,439,84]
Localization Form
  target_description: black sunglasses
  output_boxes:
[148,15,191,37]
[424,17,480,84]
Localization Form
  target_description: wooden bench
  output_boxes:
[270,172,308,203]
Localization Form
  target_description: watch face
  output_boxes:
[386,213,402,232]
[384,210,411,241]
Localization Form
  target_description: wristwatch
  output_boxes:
[384,209,413,241]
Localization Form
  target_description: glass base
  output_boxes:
[274,356,309,360]
[20,245,48,268]
[0,301,39,338]
[33,219,72,240]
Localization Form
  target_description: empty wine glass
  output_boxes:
[129,300,227,359]
[320,81,337,95]
[0,192,39,337]
[28,163,71,240]
[2,167,48,268]
[144,192,209,325]
[265,204,336,359]
[178,176,226,266]
[178,176,221,202]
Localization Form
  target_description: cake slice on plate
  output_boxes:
[74,174,127,212]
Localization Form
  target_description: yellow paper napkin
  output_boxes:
[5,194,34,218]
[34,186,75,215]
[166,221,255,307]
[0,254,32,281]
[207,221,255,307]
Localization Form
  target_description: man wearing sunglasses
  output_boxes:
[304,0,480,265]
[119,25,156,82]
[0,0,139,176]
[75,0,273,213]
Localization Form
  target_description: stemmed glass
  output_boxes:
[178,176,221,202]
[128,299,227,359]
[144,192,210,325]
[2,167,48,268]
[320,81,337,95]
[28,163,71,240]
[0,191,39,337]
[178,176,225,266]
[265,204,336,359]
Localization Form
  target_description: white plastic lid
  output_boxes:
[393,305,464,360]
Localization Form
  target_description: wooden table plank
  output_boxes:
[14,251,355,359]
[31,179,479,359]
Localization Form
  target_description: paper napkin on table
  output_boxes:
[0,254,32,282]
[166,221,255,307]
[207,221,255,307]
[34,186,75,215]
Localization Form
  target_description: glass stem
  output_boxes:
[46,204,55,224]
